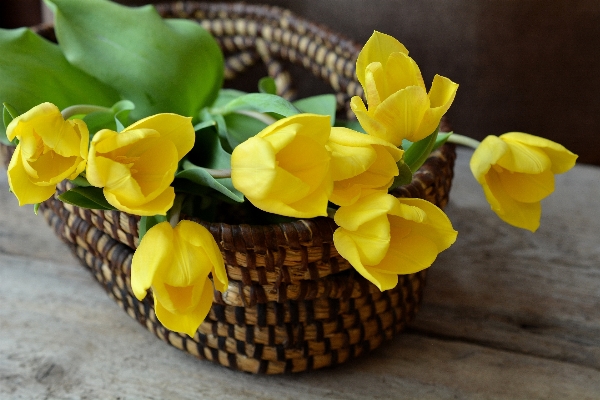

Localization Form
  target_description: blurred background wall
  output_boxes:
[2,0,599,165]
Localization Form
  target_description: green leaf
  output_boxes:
[82,100,136,135]
[293,94,337,126]
[58,186,117,210]
[389,159,413,190]
[403,130,452,153]
[176,166,243,203]
[1,103,19,145]
[258,77,277,95]
[223,112,268,149]
[0,27,119,139]
[69,175,92,187]
[138,214,167,242]
[402,126,440,173]
[112,100,135,132]
[215,93,300,118]
[432,131,452,151]
[83,111,117,136]
[210,89,247,109]
[189,122,232,169]
[45,0,224,121]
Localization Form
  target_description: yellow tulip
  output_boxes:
[470,132,577,232]
[333,191,457,291]
[327,127,403,206]
[231,113,333,218]
[131,220,228,337]
[351,31,458,146]
[86,113,194,216]
[6,102,88,205]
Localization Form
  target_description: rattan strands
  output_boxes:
[0,2,457,374]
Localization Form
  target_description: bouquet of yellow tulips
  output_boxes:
[0,0,577,340]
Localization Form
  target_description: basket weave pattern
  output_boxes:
[0,2,456,374]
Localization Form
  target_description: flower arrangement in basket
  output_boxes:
[0,0,577,372]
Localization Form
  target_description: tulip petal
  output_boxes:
[104,185,175,216]
[364,62,385,110]
[328,139,377,181]
[415,75,459,141]
[384,52,425,96]
[350,96,388,138]
[372,85,430,145]
[250,172,331,218]
[334,191,396,231]
[497,140,551,174]
[498,168,555,203]
[501,132,578,174]
[470,136,509,183]
[372,221,439,275]
[29,152,80,185]
[343,215,391,265]
[260,114,330,146]
[125,113,195,160]
[484,169,542,232]
[333,228,394,291]
[394,198,457,251]
[173,220,223,284]
[276,134,331,191]
[7,145,56,205]
[6,102,60,141]
[153,277,214,337]
[129,138,178,199]
[230,136,277,200]
[93,128,160,155]
[131,221,174,300]
[356,31,408,90]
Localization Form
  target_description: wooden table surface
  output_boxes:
[1,147,599,400]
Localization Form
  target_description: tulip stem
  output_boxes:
[446,133,481,149]
[204,168,232,179]
[61,105,111,119]
[168,194,186,228]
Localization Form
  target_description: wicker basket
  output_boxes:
[0,2,456,374]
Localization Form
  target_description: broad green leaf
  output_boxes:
[293,94,337,126]
[402,126,439,173]
[46,0,224,121]
[58,187,117,210]
[0,27,119,139]
[176,165,243,203]
[258,77,277,95]
[210,89,247,109]
[138,214,168,242]
[189,123,232,169]
[223,112,268,149]
[215,93,300,118]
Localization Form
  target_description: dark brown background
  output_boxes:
[2,0,599,165]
